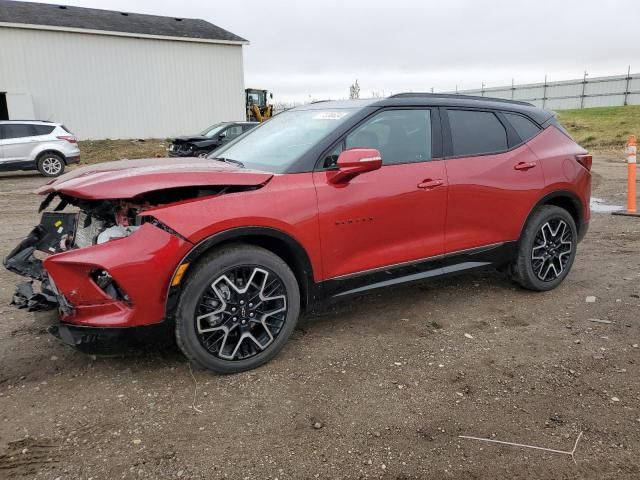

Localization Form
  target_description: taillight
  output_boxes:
[57,135,77,144]
[575,154,592,171]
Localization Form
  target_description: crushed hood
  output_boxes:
[35,158,274,200]
[173,135,211,143]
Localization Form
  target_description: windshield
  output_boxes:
[209,108,356,172]
[200,123,228,138]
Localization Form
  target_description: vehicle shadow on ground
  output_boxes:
[56,267,518,370]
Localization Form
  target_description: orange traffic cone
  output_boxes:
[613,135,640,217]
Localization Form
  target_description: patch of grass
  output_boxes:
[77,139,169,165]
[556,105,640,152]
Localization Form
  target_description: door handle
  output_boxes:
[514,161,537,171]
[417,179,444,190]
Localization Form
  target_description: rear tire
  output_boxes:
[37,153,65,177]
[511,205,577,291]
[175,244,300,374]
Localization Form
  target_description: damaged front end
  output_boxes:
[4,191,154,312]
[4,158,274,349]
[3,188,213,323]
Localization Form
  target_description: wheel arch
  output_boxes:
[165,227,317,321]
[35,149,67,164]
[521,190,584,241]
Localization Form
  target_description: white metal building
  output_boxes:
[0,0,248,139]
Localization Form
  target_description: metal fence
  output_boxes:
[449,70,640,110]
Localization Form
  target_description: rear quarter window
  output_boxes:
[503,112,541,143]
[447,110,508,156]
[32,125,56,136]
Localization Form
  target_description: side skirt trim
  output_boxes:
[318,241,516,301]
[333,261,490,297]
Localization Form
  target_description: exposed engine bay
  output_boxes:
[3,185,241,311]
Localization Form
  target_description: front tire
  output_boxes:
[37,153,65,177]
[511,205,577,291]
[175,244,301,374]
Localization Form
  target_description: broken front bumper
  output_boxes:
[4,212,77,311]
[4,215,192,328]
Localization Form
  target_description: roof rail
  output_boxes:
[388,92,534,107]
[0,119,55,123]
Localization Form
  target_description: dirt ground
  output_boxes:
[0,156,639,480]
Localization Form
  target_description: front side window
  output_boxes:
[1,124,35,140]
[200,124,227,138]
[447,110,508,156]
[211,108,356,173]
[346,109,432,165]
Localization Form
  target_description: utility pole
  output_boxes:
[481,82,485,97]
[542,75,548,109]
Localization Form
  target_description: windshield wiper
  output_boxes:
[211,157,245,168]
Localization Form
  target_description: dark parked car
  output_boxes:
[5,94,591,374]
[168,121,257,157]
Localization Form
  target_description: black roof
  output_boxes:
[389,92,534,107]
[0,0,247,43]
[295,94,553,125]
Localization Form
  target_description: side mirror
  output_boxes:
[218,131,227,139]
[330,148,382,184]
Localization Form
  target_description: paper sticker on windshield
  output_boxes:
[313,112,348,120]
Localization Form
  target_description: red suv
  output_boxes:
[4,94,591,373]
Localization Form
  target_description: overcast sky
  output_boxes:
[18,0,640,102]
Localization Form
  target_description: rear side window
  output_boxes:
[447,110,507,156]
[32,125,55,136]
[345,109,432,165]
[503,113,541,142]
[0,124,35,139]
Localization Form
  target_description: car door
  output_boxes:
[313,108,448,280]
[1,123,36,162]
[442,108,545,253]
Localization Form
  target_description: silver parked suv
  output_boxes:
[0,121,80,177]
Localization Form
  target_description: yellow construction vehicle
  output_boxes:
[246,88,273,122]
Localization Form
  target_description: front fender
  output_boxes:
[143,174,322,266]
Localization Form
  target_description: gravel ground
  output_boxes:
[0,156,639,479]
